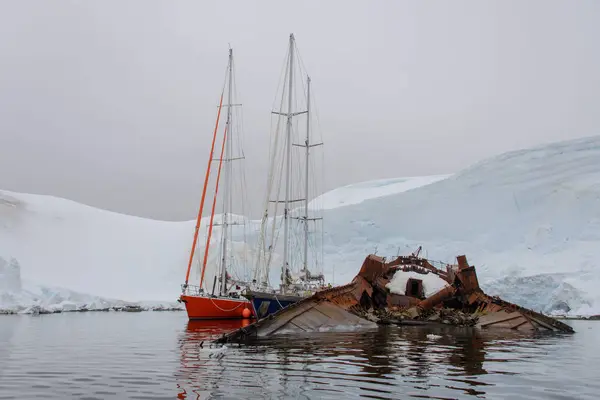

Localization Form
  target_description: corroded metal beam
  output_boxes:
[215,250,574,343]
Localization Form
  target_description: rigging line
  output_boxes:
[268,61,289,167]
[294,39,306,72]
[257,61,288,248]
[240,173,249,278]
[295,43,324,158]
[264,53,290,220]
[229,63,250,277]
[310,83,325,143]
[255,59,290,281]
[295,47,313,121]
[184,83,226,287]
[271,45,292,112]
[308,230,323,272]
[197,61,232,286]
[232,57,247,163]
[233,84,249,237]
[268,217,285,278]
[295,57,308,108]
[200,123,229,288]
[255,127,281,281]
[265,141,287,277]
[265,111,276,183]
[259,115,280,271]
[298,74,325,276]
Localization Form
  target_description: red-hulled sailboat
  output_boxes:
[179,48,253,320]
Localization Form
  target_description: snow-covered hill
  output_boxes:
[309,175,450,210]
[1,135,599,315]
[0,190,255,312]
[321,135,600,315]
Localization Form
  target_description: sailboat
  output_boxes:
[244,34,328,319]
[179,48,254,320]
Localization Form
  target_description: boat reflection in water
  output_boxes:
[182,319,251,342]
[174,321,571,399]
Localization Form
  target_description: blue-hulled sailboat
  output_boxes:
[243,33,328,319]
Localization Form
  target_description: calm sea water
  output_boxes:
[0,313,597,399]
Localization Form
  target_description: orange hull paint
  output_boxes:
[181,295,254,320]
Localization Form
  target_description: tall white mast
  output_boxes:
[281,34,295,293]
[220,48,234,296]
[303,76,311,281]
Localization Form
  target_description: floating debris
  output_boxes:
[216,248,574,343]
[426,333,442,340]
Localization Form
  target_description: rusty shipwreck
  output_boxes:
[215,248,574,343]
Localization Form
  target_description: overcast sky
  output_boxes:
[0,1,598,220]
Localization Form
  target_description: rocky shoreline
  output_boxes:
[555,315,600,321]
[0,304,184,315]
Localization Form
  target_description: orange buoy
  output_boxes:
[242,308,251,319]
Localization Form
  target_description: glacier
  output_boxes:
[1,135,599,315]
[319,135,600,316]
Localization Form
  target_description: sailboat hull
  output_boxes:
[244,291,304,319]
[180,295,253,320]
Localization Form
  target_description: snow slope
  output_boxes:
[309,175,450,210]
[0,191,190,304]
[2,135,599,315]
[321,135,600,315]
[0,189,254,312]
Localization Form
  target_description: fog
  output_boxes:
[0,0,598,220]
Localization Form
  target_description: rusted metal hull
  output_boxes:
[215,250,574,343]
[472,292,575,332]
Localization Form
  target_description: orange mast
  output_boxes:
[200,125,228,288]
[183,92,225,287]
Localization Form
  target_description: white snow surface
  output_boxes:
[0,191,253,312]
[309,175,451,210]
[321,135,600,316]
[386,271,449,298]
[2,135,600,315]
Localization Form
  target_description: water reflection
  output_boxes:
[397,326,490,376]
[176,319,251,399]
[176,320,570,399]
[0,316,19,382]
[182,319,251,343]
[448,329,487,376]
[0,315,592,399]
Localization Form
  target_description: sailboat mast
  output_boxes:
[183,92,223,290]
[220,48,234,296]
[303,76,311,281]
[282,34,295,293]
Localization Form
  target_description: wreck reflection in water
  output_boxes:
[175,320,591,399]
